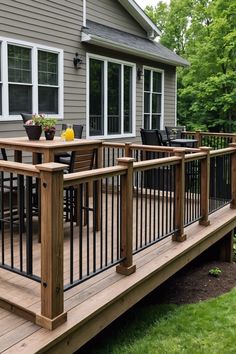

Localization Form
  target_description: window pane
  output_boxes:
[89,58,104,136]
[153,71,162,93]
[144,92,150,113]
[124,66,132,133]
[9,84,32,114]
[8,45,31,83]
[144,70,151,91]
[38,87,58,114]
[0,85,2,115]
[108,62,121,135]
[144,114,150,129]
[151,115,160,129]
[152,94,162,114]
[38,51,58,85]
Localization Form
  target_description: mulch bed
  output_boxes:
[143,260,236,305]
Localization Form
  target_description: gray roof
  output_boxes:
[82,21,189,67]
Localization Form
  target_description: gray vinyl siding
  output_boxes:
[0,0,85,138]
[86,0,146,38]
[0,0,176,145]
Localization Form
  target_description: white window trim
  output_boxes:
[142,65,164,130]
[86,52,136,139]
[0,36,64,121]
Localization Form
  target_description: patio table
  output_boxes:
[0,136,102,164]
[0,137,103,238]
[170,138,198,148]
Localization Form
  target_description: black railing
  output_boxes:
[0,171,40,282]
[201,135,232,150]
[133,164,176,253]
[209,153,232,213]
[63,175,124,291]
[184,159,201,226]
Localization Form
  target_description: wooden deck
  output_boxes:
[0,205,235,353]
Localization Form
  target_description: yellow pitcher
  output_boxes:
[65,125,74,141]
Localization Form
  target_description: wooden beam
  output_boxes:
[116,157,136,275]
[199,147,211,226]
[229,143,236,209]
[173,148,186,242]
[37,163,67,327]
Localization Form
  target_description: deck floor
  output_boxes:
[0,205,236,353]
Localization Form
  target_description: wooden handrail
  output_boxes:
[64,165,127,188]
[210,147,236,157]
[133,156,181,172]
[183,131,236,138]
[185,152,206,162]
[102,142,126,148]
[0,160,39,177]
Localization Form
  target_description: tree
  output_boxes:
[145,0,236,132]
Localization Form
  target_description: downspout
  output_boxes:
[83,0,86,27]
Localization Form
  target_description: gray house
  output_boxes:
[0,0,188,141]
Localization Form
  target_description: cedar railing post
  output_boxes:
[116,157,136,275]
[36,163,67,330]
[125,142,132,157]
[229,143,236,209]
[173,148,186,242]
[199,147,211,226]
[195,130,201,148]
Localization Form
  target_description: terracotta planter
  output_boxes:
[24,125,42,140]
[44,129,55,140]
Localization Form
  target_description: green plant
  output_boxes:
[38,117,57,131]
[208,267,222,277]
[233,234,236,262]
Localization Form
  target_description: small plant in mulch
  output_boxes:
[233,235,236,262]
[209,267,222,278]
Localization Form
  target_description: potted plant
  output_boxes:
[24,115,44,140]
[40,117,58,140]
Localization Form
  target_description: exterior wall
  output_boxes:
[86,0,146,38]
[0,0,176,145]
[84,44,176,143]
[0,0,85,136]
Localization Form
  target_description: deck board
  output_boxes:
[0,206,236,353]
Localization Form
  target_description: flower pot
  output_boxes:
[24,125,42,140]
[45,129,55,140]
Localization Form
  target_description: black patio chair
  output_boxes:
[140,128,162,146]
[165,126,185,145]
[64,146,97,225]
[20,113,33,123]
[157,130,169,146]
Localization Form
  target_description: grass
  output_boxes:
[80,288,236,354]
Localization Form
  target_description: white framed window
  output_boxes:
[87,53,136,139]
[0,37,63,121]
[143,67,164,130]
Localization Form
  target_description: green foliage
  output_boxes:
[209,267,222,277]
[86,288,236,353]
[145,0,236,132]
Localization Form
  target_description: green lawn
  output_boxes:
[80,288,236,354]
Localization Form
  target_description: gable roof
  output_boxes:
[118,0,161,38]
[81,21,189,67]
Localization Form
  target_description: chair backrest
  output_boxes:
[69,147,96,173]
[165,126,185,140]
[21,113,33,123]
[62,124,83,139]
[157,130,168,146]
[140,128,162,146]
[0,148,7,161]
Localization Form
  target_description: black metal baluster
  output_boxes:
[70,187,74,284]
[26,177,33,275]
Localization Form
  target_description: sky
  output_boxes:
[135,0,169,8]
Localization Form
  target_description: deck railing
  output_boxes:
[182,131,235,149]
[0,140,236,329]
